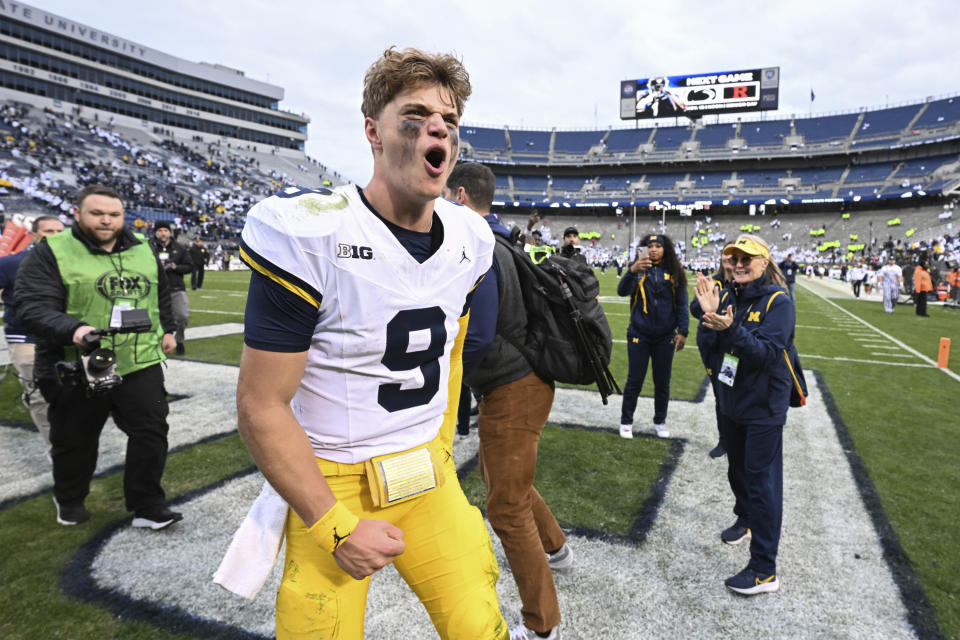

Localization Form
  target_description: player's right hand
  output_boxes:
[333,518,405,580]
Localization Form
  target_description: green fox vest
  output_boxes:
[47,231,165,376]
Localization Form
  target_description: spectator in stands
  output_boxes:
[878,256,904,313]
[0,215,64,453]
[149,221,193,354]
[618,233,688,440]
[559,226,586,264]
[691,243,735,458]
[695,234,796,596]
[913,260,933,316]
[14,185,182,529]
[449,162,569,640]
[189,237,210,290]
[778,253,799,301]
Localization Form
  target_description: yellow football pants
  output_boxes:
[276,440,508,640]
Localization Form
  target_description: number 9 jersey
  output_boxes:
[239,185,494,463]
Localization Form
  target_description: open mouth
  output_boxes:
[424,147,446,176]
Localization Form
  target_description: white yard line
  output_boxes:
[801,282,960,383]
[800,353,930,368]
[191,309,246,316]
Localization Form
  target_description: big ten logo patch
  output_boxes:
[96,271,151,300]
[337,244,374,260]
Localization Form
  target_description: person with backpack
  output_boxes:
[618,234,688,439]
[447,162,569,640]
[694,234,799,596]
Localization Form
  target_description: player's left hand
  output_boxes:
[161,333,177,354]
[702,307,734,331]
[333,519,405,580]
[673,334,686,352]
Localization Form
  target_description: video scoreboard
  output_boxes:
[620,67,780,120]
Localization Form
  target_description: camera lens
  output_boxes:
[87,348,117,374]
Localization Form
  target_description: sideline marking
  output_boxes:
[800,353,929,368]
[191,309,245,316]
[801,284,960,383]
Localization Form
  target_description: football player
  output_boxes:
[233,48,507,639]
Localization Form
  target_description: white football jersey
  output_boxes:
[240,185,493,463]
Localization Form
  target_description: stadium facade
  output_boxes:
[462,95,960,214]
[0,2,308,155]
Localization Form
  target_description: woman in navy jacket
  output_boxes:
[618,234,688,439]
[695,234,794,596]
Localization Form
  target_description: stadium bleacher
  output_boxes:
[604,128,645,153]
[794,113,859,143]
[740,121,792,147]
[695,123,737,149]
[856,104,921,138]
[554,130,604,154]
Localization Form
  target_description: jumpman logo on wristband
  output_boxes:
[333,527,351,550]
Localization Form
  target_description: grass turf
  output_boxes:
[1,270,958,638]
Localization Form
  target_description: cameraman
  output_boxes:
[559,226,586,264]
[149,221,192,354]
[15,185,182,529]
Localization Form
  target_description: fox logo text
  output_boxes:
[337,244,374,260]
[96,271,151,300]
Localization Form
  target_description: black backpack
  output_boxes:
[495,235,620,403]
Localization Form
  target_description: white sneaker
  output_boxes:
[655,423,670,438]
[619,423,633,439]
[510,621,561,639]
[546,543,574,571]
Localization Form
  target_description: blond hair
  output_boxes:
[361,47,471,119]
[734,234,787,287]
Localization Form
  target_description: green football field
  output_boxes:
[1,269,958,638]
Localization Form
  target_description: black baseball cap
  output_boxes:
[563,226,578,237]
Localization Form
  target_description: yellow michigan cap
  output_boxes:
[724,235,770,259]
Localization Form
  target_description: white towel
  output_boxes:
[213,480,289,599]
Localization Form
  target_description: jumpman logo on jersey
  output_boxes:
[332,527,351,550]
[459,246,470,263]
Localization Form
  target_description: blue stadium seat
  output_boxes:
[737,169,787,187]
[595,174,640,191]
[551,176,590,191]
[651,126,689,151]
[740,120,792,147]
[844,162,896,184]
[462,126,507,152]
[893,154,957,178]
[855,105,920,138]
[644,173,683,190]
[795,114,858,143]
[692,172,729,188]
[509,130,551,153]
[554,130,604,153]
[604,128,646,153]
[695,124,737,149]
[789,167,845,185]
[511,175,548,191]
[913,97,960,128]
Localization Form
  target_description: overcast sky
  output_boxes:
[35,0,959,184]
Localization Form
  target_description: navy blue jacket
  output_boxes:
[618,262,689,339]
[0,244,33,342]
[697,275,795,423]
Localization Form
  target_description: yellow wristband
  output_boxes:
[307,501,360,554]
